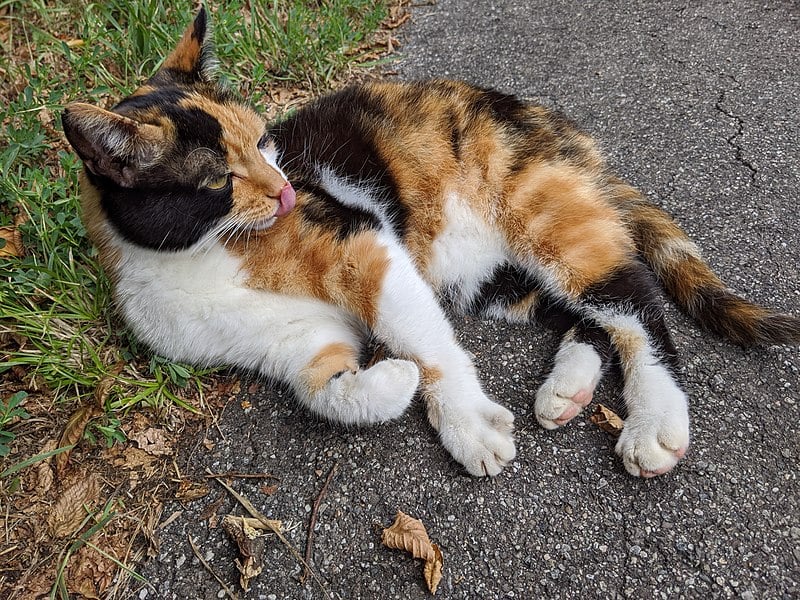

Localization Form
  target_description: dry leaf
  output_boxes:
[48,474,101,537]
[382,511,444,595]
[381,511,435,561]
[35,439,57,496]
[0,225,24,257]
[589,404,625,436]
[175,479,210,502]
[67,541,116,599]
[260,483,278,496]
[131,427,173,456]
[423,544,443,595]
[93,361,125,408]
[107,446,158,479]
[55,405,99,476]
[222,515,266,591]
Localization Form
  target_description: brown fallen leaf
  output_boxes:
[48,474,101,538]
[55,405,100,476]
[589,404,625,436]
[67,537,118,599]
[260,483,278,496]
[131,427,173,456]
[93,360,126,408]
[175,479,210,503]
[382,511,444,594]
[35,439,57,496]
[381,510,435,562]
[0,225,23,257]
[424,544,443,595]
[222,514,265,592]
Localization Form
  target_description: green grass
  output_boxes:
[0,0,393,454]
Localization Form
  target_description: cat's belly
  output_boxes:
[425,192,507,310]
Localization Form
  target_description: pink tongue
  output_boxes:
[276,182,296,216]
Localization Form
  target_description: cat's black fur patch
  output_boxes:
[269,86,409,238]
[472,87,529,131]
[298,182,381,240]
[470,262,538,315]
[95,106,232,250]
[583,262,679,367]
[114,88,190,114]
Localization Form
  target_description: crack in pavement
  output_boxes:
[714,90,758,185]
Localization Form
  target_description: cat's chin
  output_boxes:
[248,215,278,231]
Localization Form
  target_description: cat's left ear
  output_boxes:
[62,103,166,188]
[153,6,217,85]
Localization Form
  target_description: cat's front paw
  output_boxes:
[615,410,689,477]
[435,399,516,477]
[355,358,420,423]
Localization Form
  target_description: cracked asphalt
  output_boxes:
[138,1,799,598]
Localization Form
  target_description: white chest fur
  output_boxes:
[111,236,361,378]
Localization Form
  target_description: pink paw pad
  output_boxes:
[639,445,689,478]
[571,388,593,407]
[553,388,594,425]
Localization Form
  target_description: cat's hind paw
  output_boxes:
[615,411,689,477]
[535,341,602,430]
[435,399,516,477]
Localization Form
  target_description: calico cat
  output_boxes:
[61,8,799,478]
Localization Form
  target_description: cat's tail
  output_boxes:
[611,179,800,346]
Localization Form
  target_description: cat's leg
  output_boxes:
[200,291,419,426]
[292,337,420,426]
[594,311,688,477]
[372,235,516,476]
[475,282,612,430]
[534,325,607,429]
[581,263,689,477]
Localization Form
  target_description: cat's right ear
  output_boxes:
[153,6,217,85]
[62,103,165,188]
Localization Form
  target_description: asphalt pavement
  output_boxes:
[139,1,799,598]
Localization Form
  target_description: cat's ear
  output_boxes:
[155,6,217,85]
[62,103,165,188]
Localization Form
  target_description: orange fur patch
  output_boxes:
[233,219,390,327]
[500,161,634,296]
[301,342,359,393]
[605,324,646,367]
[162,24,202,73]
[178,95,287,224]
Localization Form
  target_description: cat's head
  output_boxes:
[62,7,295,251]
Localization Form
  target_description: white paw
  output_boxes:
[615,411,689,477]
[435,396,516,477]
[330,359,419,425]
[616,370,690,477]
[535,341,602,430]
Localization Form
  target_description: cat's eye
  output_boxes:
[205,174,230,190]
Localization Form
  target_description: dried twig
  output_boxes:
[187,534,238,600]
[208,469,332,600]
[301,462,338,583]
[204,471,279,480]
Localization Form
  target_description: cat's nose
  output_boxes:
[275,182,295,216]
